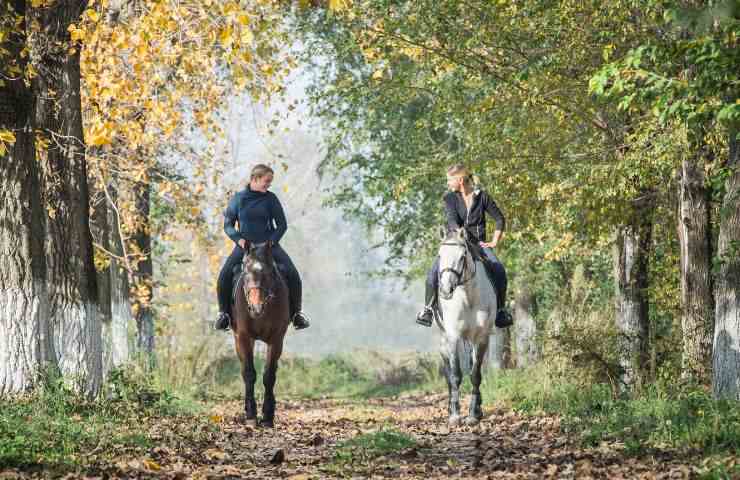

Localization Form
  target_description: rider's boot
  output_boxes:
[292,311,310,330]
[495,308,513,328]
[214,311,231,331]
[481,257,513,329]
[415,282,437,327]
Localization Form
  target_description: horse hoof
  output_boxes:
[241,415,258,427]
[448,415,463,426]
[465,416,481,426]
[260,419,275,428]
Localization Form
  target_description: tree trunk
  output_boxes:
[108,186,133,367]
[89,186,116,373]
[488,330,507,369]
[677,137,714,385]
[0,0,55,394]
[132,180,155,360]
[28,0,103,397]
[614,198,653,391]
[514,284,538,367]
[713,123,740,400]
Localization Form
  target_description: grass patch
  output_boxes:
[0,367,203,472]
[480,366,740,457]
[197,350,442,400]
[326,427,417,474]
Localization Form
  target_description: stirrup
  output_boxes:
[292,311,311,330]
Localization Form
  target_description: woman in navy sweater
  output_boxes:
[215,164,310,330]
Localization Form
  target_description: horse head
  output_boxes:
[242,241,277,316]
[438,228,472,299]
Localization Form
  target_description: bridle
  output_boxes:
[239,260,279,315]
[438,240,476,299]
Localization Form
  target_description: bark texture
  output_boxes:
[713,124,740,400]
[28,0,102,396]
[0,0,55,395]
[614,199,653,391]
[677,141,714,385]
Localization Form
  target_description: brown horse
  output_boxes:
[232,241,290,427]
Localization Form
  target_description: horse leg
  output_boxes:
[467,340,489,425]
[236,334,257,423]
[441,336,463,426]
[261,341,283,428]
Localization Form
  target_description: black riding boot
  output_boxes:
[273,245,310,330]
[214,246,244,331]
[482,260,512,328]
[416,280,438,327]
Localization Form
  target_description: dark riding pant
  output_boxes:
[217,244,302,316]
[426,247,507,309]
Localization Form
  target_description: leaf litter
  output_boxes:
[0,393,715,479]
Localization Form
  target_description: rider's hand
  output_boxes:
[480,241,496,249]
[238,239,247,249]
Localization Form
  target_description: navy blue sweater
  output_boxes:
[224,187,287,245]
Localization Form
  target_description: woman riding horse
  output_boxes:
[416,163,512,328]
[215,163,310,331]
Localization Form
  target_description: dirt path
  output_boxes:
[89,393,696,479]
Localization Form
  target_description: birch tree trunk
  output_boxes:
[677,138,714,385]
[614,198,653,391]
[713,123,740,400]
[514,285,538,367]
[28,0,103,397]
[0,0,55,394]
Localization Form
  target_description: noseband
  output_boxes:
[438,241,476,299]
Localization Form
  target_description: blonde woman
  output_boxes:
[416,164,512,328]
[215,164,310,331]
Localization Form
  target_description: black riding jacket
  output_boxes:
[444,189,505,243]
[224,187,287,245]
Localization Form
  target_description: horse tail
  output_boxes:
[457,338,474,375]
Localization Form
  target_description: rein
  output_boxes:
[438,241,476,299]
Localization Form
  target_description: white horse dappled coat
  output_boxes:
[437,227,500,426]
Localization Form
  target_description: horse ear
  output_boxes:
[457,227,465,241]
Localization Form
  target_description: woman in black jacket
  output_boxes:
[416,163,512,328]
[214,164,310,330]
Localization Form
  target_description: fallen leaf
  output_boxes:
[143,459,161,471]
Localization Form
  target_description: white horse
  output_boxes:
[437,227,498,426]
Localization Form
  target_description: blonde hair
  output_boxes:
[250,163,274,180]
[447,163,478,188]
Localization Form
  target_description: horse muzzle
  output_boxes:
[247,287,266,315]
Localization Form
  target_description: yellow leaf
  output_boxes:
[209,414,224,423]
[0,130,16,144]
[219,26,233,46]
[142,459,161,471]
[329,0,351,11]
[84,9,100,22]
[237,14,250,26]
[371,69,383,80]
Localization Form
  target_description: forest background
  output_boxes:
[1,0,739,476]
